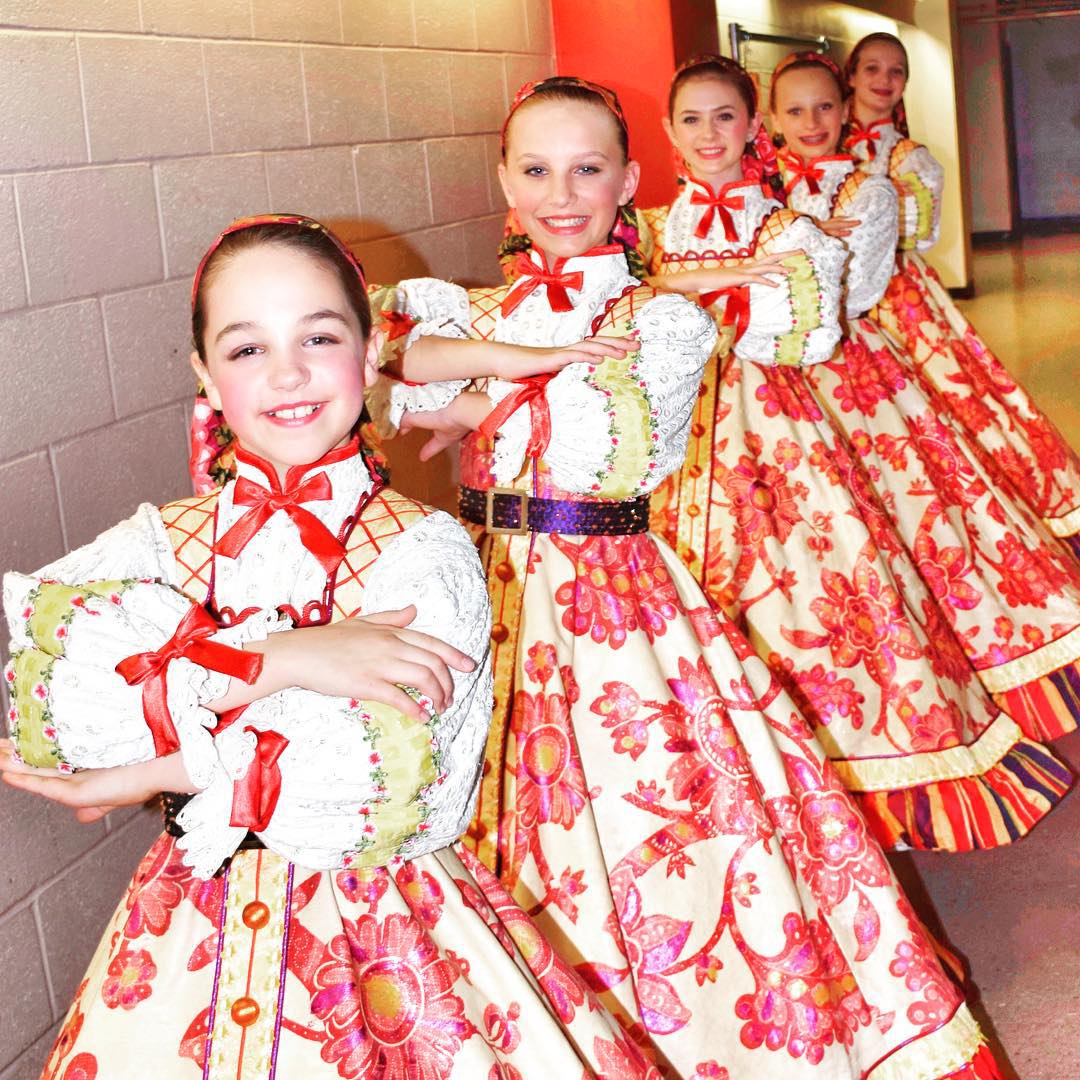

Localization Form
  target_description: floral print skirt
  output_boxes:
[41,836,652,1079]
[652,354,1069,853]
[806,318,1080,744]
[873,252,1080,553]
[463,524,997,1077]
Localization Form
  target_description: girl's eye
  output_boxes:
[229,345,260,360]
[577,164,601,175]
[305,334,337,346]
[718,112,735,123]
[820,102,833,112]
[786,107,801,117]
[524,165,547,176]
[682,116,698,125]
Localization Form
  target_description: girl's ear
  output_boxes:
[841,97,851,125]
[661,115,677,148]
[496,161,515,209]
[747,111,763,143]
[362,330,384,389]
[620,159,642,207]
[189,350,223,411]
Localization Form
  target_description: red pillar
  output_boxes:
[550,0,679,207]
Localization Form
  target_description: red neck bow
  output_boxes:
[846,120,886,160]
[115,605,263,757]
[781,154,826,197]
[501,253,584,318]
[689,183,745,242]
[216,469,346,574]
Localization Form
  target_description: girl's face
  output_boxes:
[848,41,907,122]
[190,244,380,481]
[771,66,848,159]
[663,75,761,189]
[498,99,640,262]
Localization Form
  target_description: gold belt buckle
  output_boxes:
[485,486,529,536]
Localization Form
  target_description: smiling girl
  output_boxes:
[0,214,655,1079]
[845,31,1080,562]
[374,75,1000,1078]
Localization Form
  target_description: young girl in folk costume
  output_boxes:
[0,214,657,1080]
[845,31,1080,564]
[770,51,1079,795]
[639,54,1068,853]
[376,75,1001,1078]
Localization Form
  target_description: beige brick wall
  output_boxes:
[0,2,552,1074]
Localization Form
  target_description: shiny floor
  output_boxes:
[890,233,1080,1080]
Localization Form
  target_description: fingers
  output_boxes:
[3,770,85,806]
[396,628,476,673]
[380,646,455,711]
[75,805,117,824]
[419,433,453,462]
[0,745,65,778]
[369,681,433,722]
[363,606,418,629]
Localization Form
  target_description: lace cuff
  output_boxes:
[894,146,943,251]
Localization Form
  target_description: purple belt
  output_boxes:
[459,485,651,536]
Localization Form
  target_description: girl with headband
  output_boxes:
[845,32,1080,559]
[638,56,1066,855]
[373,76,999,1077]
[0,214,653,1078]
[768,51,1077,839]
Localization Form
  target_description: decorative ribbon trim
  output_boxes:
[780,154,825,196]
[867,1003,985,1080]
[478,374,555,461]
[846,119,890,160]
[700,285,750,343]
[501,252,584,317]
[831,713,1020,792]
[216,471,346,575]
[976,622,1080,693]
[229,726,289,832]
[115,605,263,757]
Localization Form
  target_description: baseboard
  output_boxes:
[1019,216,1080,236]
[947,282,976,300]
[972,229,1014,245]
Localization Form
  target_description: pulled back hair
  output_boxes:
[191,221,373,361]
[844,32,910,137]
[666,54,783,200]
[498,76,646,280]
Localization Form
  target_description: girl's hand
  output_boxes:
[493,335,638,380]
[651,253,797,295]
[0,740,192,823]
[263,606,476,721]
[818,216,861,239]
[399,391,492,462]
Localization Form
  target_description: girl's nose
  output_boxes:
[268,348,309,389]
[548,173,572,205]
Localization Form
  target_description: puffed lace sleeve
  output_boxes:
[4,504,177,651]
[367,277,472,436]
[837,175,899,317]
[892,144,943,251]
[485,289,715,496]
[736,211,848,366]
[175,512,493,878]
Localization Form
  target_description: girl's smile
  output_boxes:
[191,244,380,482]
[664,76,761,190]
[499,99,639,262]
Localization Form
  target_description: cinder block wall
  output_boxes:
[0,2,552,1074]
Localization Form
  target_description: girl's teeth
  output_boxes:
[547,217,586,226]
[271,404,319,419]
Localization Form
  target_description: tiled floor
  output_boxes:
[889,233,1080,1080]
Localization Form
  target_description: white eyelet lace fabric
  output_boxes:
[736,213,848,366]
[838,175,899,316]
[662,180,783,260]
[177,511,493,877]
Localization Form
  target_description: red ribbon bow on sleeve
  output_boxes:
[478,373,555,461]
[501,253,584,318]
[115,605,264,757]
[215,471,346,575]
[229,727,289,832]
[846,124,882,160]
[690,188,745,242]
[699,285,751,344]
[782,157,825,197]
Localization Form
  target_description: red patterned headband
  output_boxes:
[773,50,844,87]
[500,75,629,154]
[190,213,367,311]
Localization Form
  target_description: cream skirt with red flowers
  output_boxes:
[652,353,1070,854]
[805,316,1080,747]
[40,835,654,1079]
[462,522,998,1078]
[874,252,1080,558]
